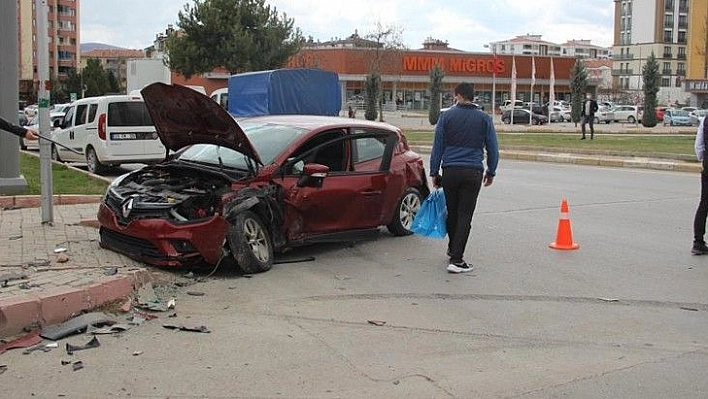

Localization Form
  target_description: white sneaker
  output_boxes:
[446,262,473,273]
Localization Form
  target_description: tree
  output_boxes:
[642,52,660,127]
[365,22,405,121]
[569,58,588,125]
[166,0,304,78]
[107,71,121,94]
[428,64,444,125]
[364,71,380,121]
[64,68,83,99]
[82,58,110,97]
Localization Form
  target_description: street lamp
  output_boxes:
[484,43,497,121]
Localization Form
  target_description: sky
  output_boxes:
[80,0,615,52]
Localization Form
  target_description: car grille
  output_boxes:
[105,191,171,226]
[100,227,167,261]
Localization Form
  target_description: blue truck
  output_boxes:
[227,69,341,117]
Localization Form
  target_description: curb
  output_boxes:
[0,194,103,209]
[0,269,153,339]
[410,145,701,173]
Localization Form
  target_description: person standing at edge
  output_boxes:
[0,116,38,140]
[430,82,499,273]
[580,92,598,140]
[692,116,708,255]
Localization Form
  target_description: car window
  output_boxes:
[87,104,98,123]
[62,106,75,128]
[240,121,309,166]
[74,104,88,127]
[107,101,153,126]
[285,129,347,174]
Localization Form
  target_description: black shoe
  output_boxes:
[692,242,708,255]
[580,137,586,140]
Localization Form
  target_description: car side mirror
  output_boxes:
[53,119,62,128]
[297,163,330,188]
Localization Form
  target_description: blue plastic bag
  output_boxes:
[411,189,447,239]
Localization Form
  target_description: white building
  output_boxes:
[489,34,562,56]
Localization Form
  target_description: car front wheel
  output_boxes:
[228,211,273,274]
[502,117,510,124]
[387,187,423,236]
[51,145,62,162]
[627,116,636,124]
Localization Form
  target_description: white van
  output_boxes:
[51,95,165,174]
[210,87,228,109]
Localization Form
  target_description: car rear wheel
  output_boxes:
[51,145,62,162]
[387,187,423,236]
[86,147,106,175]
[594,117,600,124]
[502,117,510,124]
[228,211,273,274]
[627,116,636,124]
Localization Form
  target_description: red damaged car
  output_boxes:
[97,83,429,273]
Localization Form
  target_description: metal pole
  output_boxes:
[0,1,29,195]
[492,48,496,123]
[36,0,53,224]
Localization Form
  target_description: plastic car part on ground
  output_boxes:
[0,330,42,355]
[162,324,211,333]
[65,336,100,355]
[40,312,117,341]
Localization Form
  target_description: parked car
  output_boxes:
[689,109,707,126]
[611,105,643,123]
[50,94,165,174]
[655,106,669,122]
[594,106,614,124]
[547,106,566,122]
[97,83,429,273]
[501,99,524,111]
[501,109,548,125]
[663,108,692,126]
[682,106,697,114]
[20,111,65,151]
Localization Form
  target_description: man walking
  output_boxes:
[580,92,599,140]
[0,116,38,140]
[430,83,499,273]
[692,116,708,255]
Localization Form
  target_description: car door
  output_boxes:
[277,129,398,242]
[71,103,90,156]
[53,105,79,161]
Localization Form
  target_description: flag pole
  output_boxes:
[529,55,535,125]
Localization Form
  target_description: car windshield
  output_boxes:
[175,121,308,170]
[673,110,689,116]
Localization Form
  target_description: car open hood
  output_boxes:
[141,83,262,165]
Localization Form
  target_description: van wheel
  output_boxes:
[627,116,636,124]
[86,147,106,175]
[227,211,273,274]
[51,145,62,162]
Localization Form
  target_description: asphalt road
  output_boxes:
[3,160,707,398]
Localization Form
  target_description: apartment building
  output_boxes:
[613,0,708,107]
[81,49,145,92]
[17,0,80,102]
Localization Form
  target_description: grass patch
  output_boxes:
[404,131,695,157]
[20,153,109,195]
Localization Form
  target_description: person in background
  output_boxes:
[429,82,499,273]
[348,105,356,118]
[0,115,39,141]
[580,92,598,140]
[692,116,708,255]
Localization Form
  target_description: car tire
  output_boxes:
[387,187,423,236]
[51,145,62,162]
[627,116,636,124]
[502,117,510,124]
[19,137,27,151]
[228,210,273,274]
[85,146,106,175]
[594,117,600,124]
[532,118,539,125]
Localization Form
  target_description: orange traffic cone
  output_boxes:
[549,198,579,250]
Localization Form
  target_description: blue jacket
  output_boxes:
[430,103,499,177]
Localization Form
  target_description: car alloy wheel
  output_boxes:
[86,147,105,175]
[387,187,422,236]
[228,210,273,274]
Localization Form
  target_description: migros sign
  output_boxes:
[402,56,506,74]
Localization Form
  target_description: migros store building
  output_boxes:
[288,45,580,111]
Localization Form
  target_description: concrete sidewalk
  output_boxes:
[0,198,150,339]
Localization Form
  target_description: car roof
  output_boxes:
[237,114,401,132]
